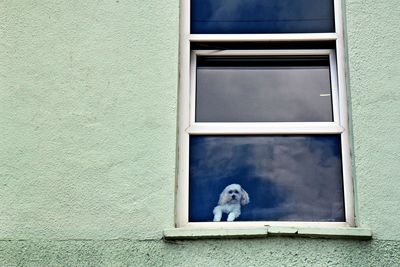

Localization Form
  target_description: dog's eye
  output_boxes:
[234,190,239,194]
[228,190,233,194]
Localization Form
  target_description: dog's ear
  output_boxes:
[218,190,229,206]
[240,188,250,205]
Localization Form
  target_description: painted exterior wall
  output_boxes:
[1,0,399,266]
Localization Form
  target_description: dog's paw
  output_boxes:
[213,216,221,222]
[227,213,236,222]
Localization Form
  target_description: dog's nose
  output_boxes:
[231,195,236,199]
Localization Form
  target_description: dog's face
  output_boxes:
[218,184,250,206]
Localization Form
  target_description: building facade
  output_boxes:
[1,0,399,265]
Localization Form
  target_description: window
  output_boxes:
[177,0,354,228]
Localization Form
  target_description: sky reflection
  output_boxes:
[189,135,345,222]
[196,66,333,122]
[191,0,335,33]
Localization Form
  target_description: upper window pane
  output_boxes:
[196,55,334,122]
[191,0,335,34]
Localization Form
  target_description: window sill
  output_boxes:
[163,226,372,240]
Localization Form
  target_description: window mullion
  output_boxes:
[187,123,344,135]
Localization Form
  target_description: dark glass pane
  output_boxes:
[191,0,335,34]
[196,56,333,122]
[191,41,336,51]
[189,135,344,222]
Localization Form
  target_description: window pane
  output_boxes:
[191,0,335,34]
[196,56,333,122]
[189,135,344,222]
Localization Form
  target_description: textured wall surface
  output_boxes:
[345,0,400,241]
[1,0,179,241]
[1,239,400,266]
[0,0,399,266]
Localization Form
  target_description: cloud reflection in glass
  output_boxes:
[196,66,333,122]
[189,135,345,222]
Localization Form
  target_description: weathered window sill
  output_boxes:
[163,226,372,240]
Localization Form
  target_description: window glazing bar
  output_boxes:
[187,123,344,135]
[189,33,338,42]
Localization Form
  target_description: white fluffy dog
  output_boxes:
[213,184,250,222]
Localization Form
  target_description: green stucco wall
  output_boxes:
[1,0,399,266]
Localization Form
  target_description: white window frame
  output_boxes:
[177,0,354,229]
